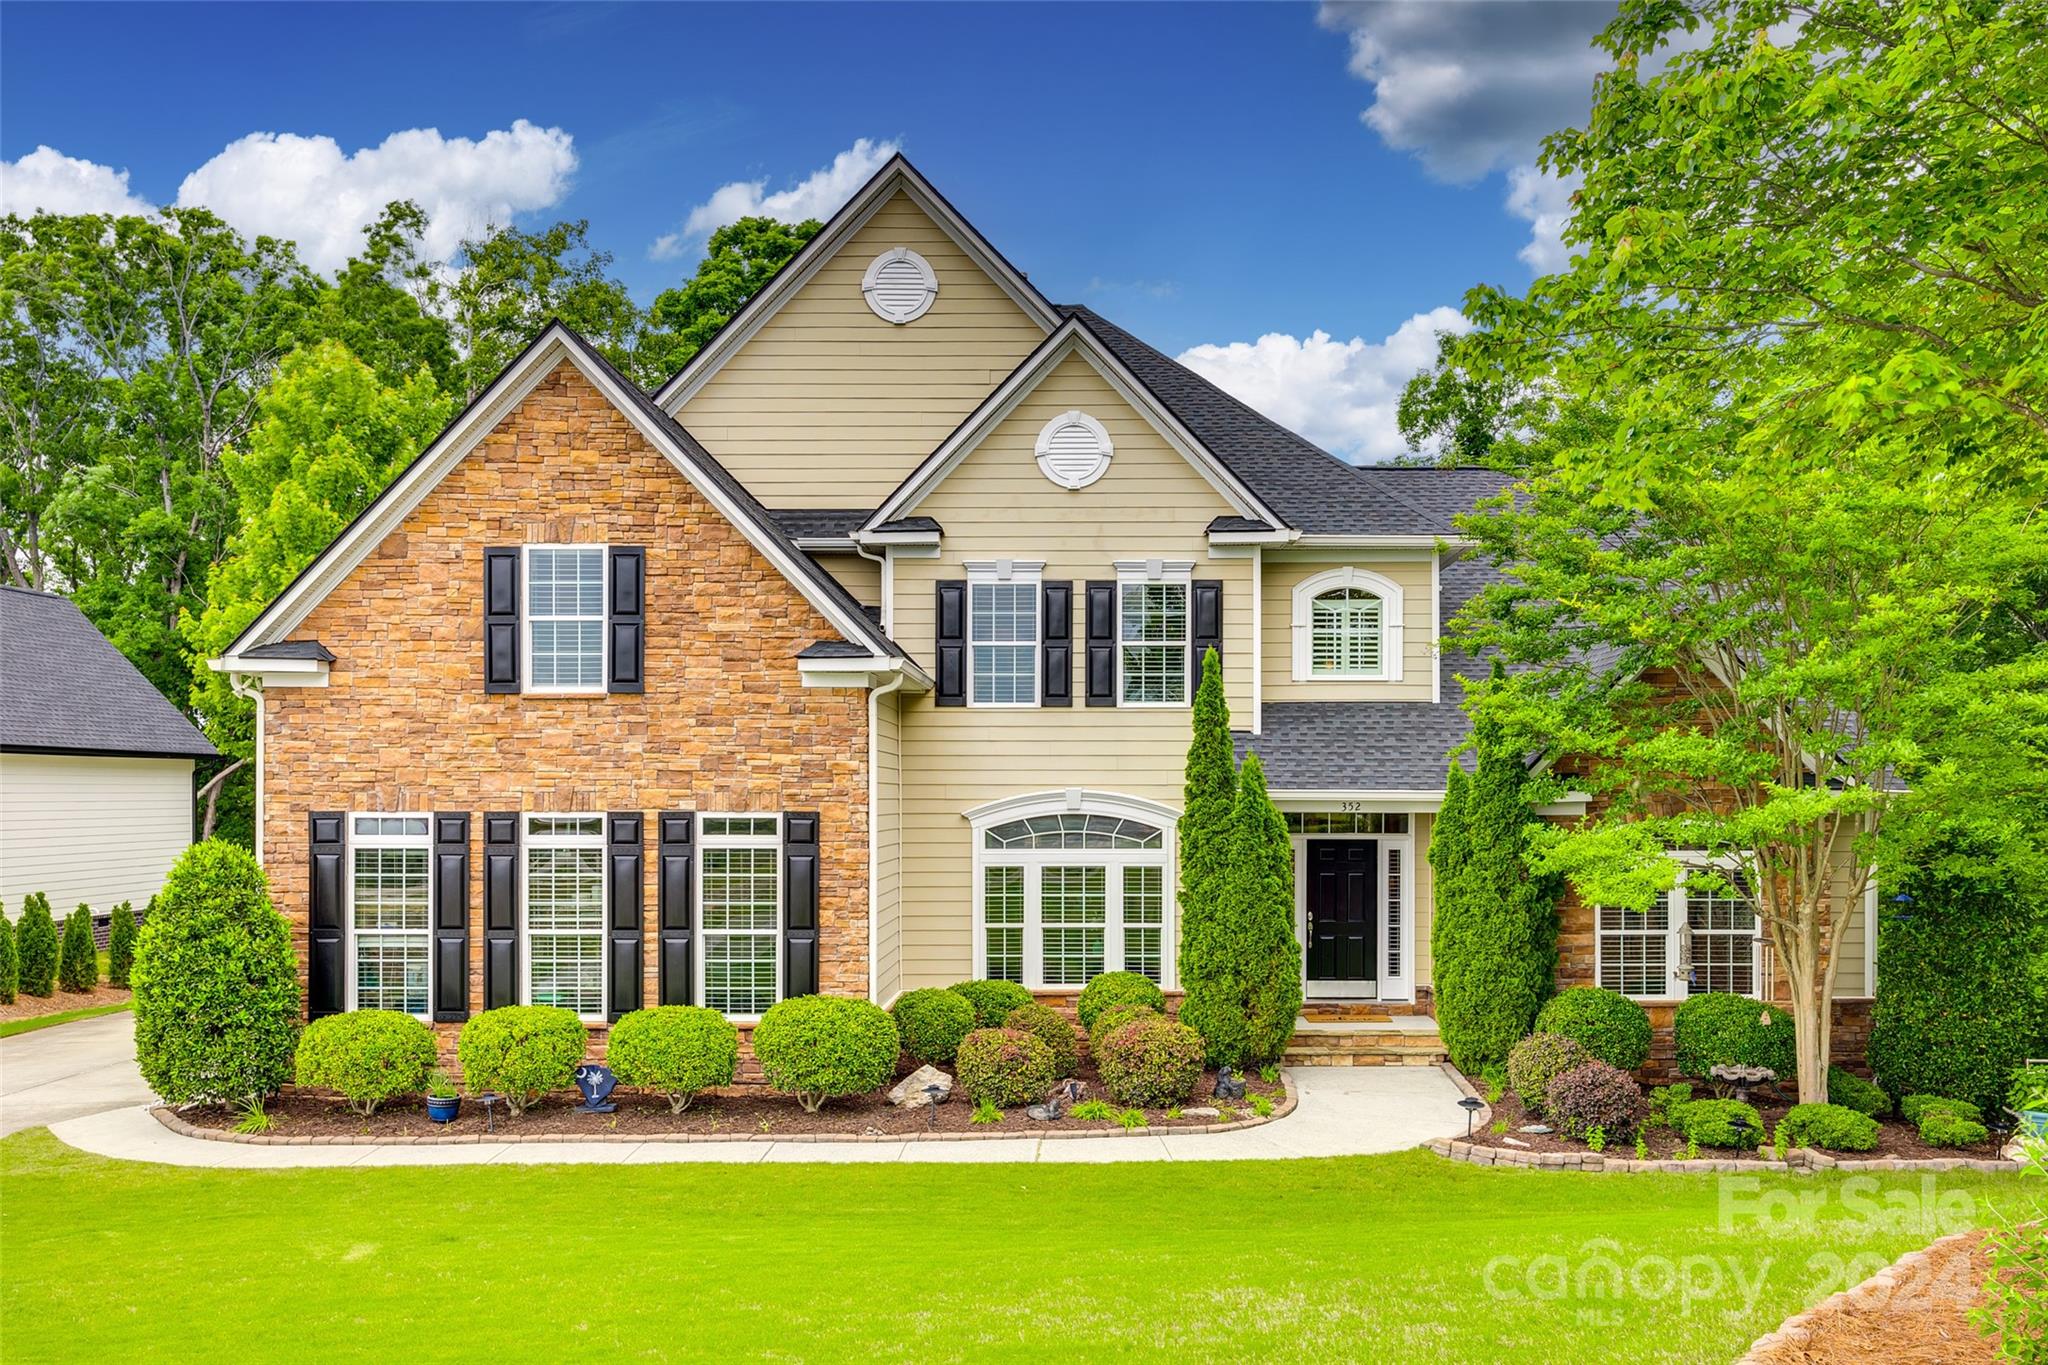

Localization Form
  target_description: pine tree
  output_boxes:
[107,901,137,988]
[58,905,98,992]
[1233,754,1305,1064]
[16,893,58,997]
[0,905,17,1005]
[1176,648,1245,1062]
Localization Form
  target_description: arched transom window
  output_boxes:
[970,794,1176,989]
[1291,566,1405,682]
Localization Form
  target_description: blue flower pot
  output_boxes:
[2021,1109,2048,1139]
[427,1095,461,1124]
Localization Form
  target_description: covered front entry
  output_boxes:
[1306,840,1377,986]
[1286,811,1417,1002]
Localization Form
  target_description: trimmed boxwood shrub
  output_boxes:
[1901,1093,1983,1126]
[294,1010,438,1116]
[58,905,97,992]
[0,908,16,1005]
[107,901,137,988]
[1089,1002,1159,1054]
[1096,1015,1206,1108]
[1826,1066,1891,1119]
[1076,971,1166,1031]
[455,1005,587,1115]
[1778,1102,1880,1153]
[1544,1060,1641,1140]
[1506,1032,1591,1116]
[132,842,300,1107]
[1672,1097,1763,1149]
[1003,1002,1080,1078]
[606,1006,738,1112]
[752,995,899,1112]
[947,979,1034,1029]
[955,1027,1056,1108]
[1535,987,1652,1072]
[1919,1109,1991,1148]
[1672,993,1797,1083]
[16,892,57,997]
[890,987,976,1065]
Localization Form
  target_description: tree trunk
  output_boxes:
[197,757,248,841]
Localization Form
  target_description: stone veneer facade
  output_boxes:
[259,364,871,1052]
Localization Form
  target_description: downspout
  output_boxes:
[228,674,264,866]
[867,669,906,1005]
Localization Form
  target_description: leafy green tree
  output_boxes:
[57,905,97,992]
[16,892,57,997]
[182,340,456,841]
[448,219,640,400]
[1175,648,1244,1060]
[0,904,17,1004]
[1230,753,1304,1064]
[1428,703,1563,1073]
[107,901,137,988]
[640,216,821,384]
[309,201,456,390]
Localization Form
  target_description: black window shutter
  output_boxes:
[606,812,644,1020]
[307,812,346,1019]
[1041,580,1073,706]
[432,812,470,1022]
[783,812,820,999]
[657,811,695,1006]
[1085,580,1118,707]
[935,580,966,705]
[484,548,521,693]
[608,546,645,694]
[482,812,519,1009]
[1191,579,1224,694]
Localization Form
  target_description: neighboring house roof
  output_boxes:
[0,587,217,760]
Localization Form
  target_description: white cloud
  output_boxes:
[1505,165,1580,273]
[0,146,156,218]
[174,120,577,273]
[1177,307,1473,464]
[665,137,899,250]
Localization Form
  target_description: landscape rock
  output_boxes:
[1181,1107,1221,1119]
[1504,1137,1532,1148]
[887,1065,952,1109]
[1518,1123,1553,1135]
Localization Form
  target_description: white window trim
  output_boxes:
[345,812,434,1019]
[1595,853,1765,1003]
[967,791,1177,991]
[1290,566,1405,683]
[861,247,939,324]
[1034,410,1114,490]
[522,544,608,696]
[1113,559,1193,709]
[520,813,608,1023]
[696,813,783,1022]
[964,559,1045,709]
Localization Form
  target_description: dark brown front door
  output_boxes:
[1306,840,1377,982]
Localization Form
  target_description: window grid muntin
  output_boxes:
[983,813,1163,851]
[1119,582,1188,705]
[525,545,606,692]
[1121,865,1164,982]
[1310,588,1384,676]
[983,866,1024,982]
[1041,865,1107,986]
[1686,881,1758,997]
[969,580,1039,706]
[522,814,605,1019]
[350,830,430,1016]
[699,816,781,1016]
[1596,903,1672,998]
[1283,812,1412,836]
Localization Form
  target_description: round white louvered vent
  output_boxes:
[860,247,938,324]
[1034,410,1114,490]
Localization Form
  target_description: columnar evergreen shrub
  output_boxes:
[1534,987,1652,1071]
[1825,1066,1891,1118]
[58,905,97,992]
[0,906,17,1005]
[954,1027,1056,1108]
[1544,1060,1641,1139]
[1002,1002,1080,1078]
[1777,1102,1880,1153]
[891,987,976,1064]
[1672,993,1797,1082]
[132,842,300,1107]
[16,892,57,997]
[605,1006,738,1112]
[1176,648,1245,1062]
[1076,971,1166,1031]
[751,996,898,1112]
[294,1010,439,1116]
[107,901,137,988]
[1181,753,1302,1066]
[1095,1016,1206,1108]
[1427,699,1562,1073]
[1870,847,2048,1117]
[454,1006,587,1115]
[1506,1031,1590,1116]
[947,979,1033,1029]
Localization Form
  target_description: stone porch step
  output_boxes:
[1282,1015,1448,1067]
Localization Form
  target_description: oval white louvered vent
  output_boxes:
[1034,410,1114,489]
[860,247,938,324]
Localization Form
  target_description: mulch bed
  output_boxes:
[178,1064,1287,1140]
[1747,1230,2001,1364]
[1462,1082,2006,1163]
[0,984,130,1024]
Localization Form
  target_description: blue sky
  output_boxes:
[1,2,1617,461]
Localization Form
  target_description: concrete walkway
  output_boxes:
[47,1066,1472,1167]
[1,1011,153,1137]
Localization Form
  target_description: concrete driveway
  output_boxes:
[1,1012,152,1137]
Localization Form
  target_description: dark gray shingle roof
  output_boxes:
[241,640,335,662]
[0,588,217,759]
[798,639,879,660]
[770,509,872,541]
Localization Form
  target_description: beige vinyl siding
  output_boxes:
[812,551,880,608]
[891,351,1249,987]
[675,192,1047,509]
[1825,838,1871,998]
[0,753,194,917]
[1262,552,1436,702]
[872,688,904,1004]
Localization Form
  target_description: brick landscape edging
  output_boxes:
[1427,1134,2018,1174]
[149,1073,1297,1147]
[1734,1227,1984,1362]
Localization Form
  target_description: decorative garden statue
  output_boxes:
[1214,1066,1247,1102]
[573,1063,618,1114]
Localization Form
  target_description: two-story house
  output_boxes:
[215,156,1874,1067]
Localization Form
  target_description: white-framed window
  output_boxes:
[1116,560,1192,707]
[1034,410,1114,490]
[1595,859,1763,1000]
[861,247,939,324]
[966,560,1043,706]
[347,814,432,1017]
[699,814,781,1018]
[1290,566,1404,682]
[971,794,1177,989]
[524,544,607,694]
[522,814,606,1020]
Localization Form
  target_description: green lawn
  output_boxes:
[0,1000,131,1039]
[0,1129,2018,1363]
